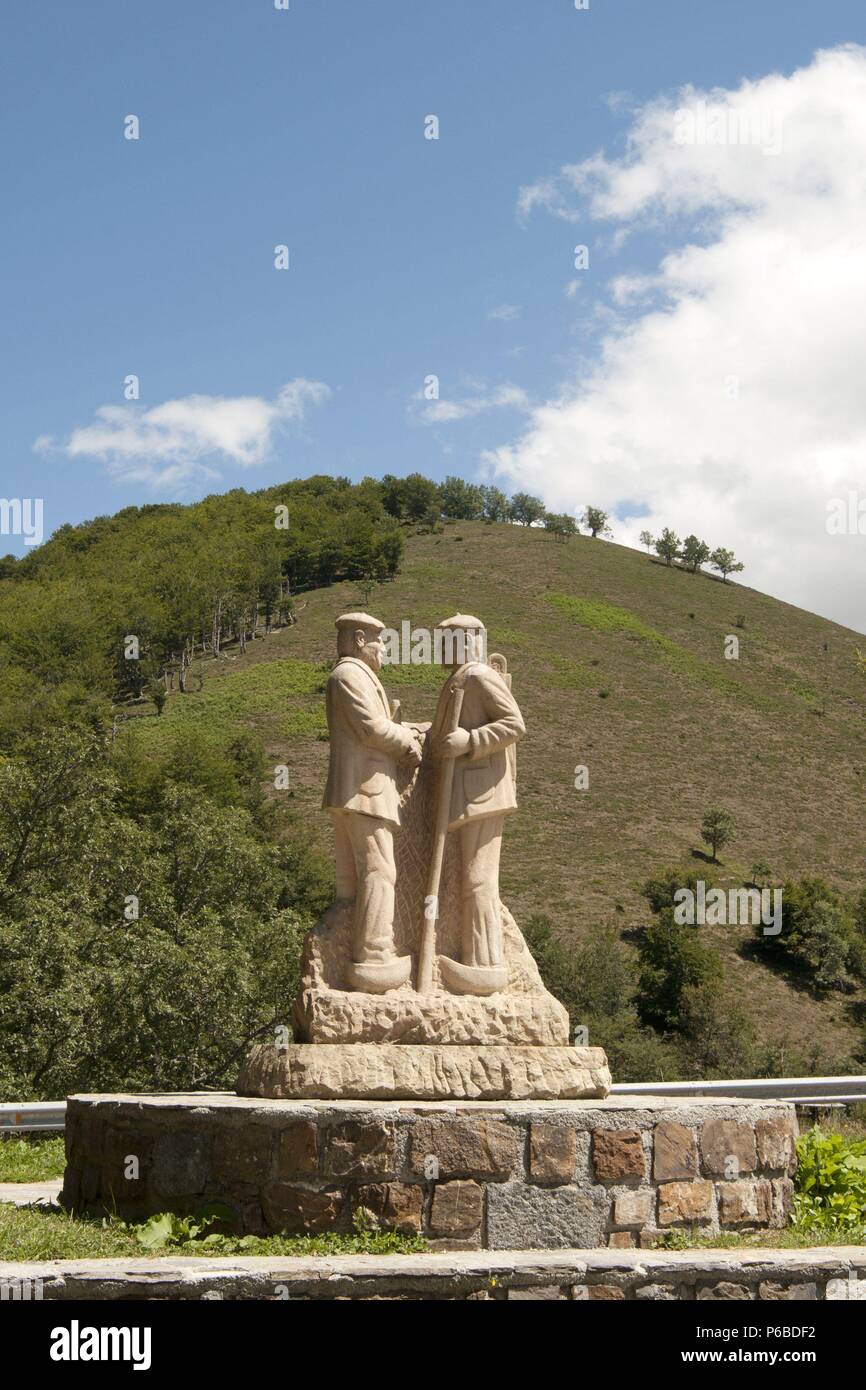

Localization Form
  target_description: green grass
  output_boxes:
[0,1205,426,1261]
[545,592,765,704]
[0,1136,66,1182]
[653,1224,866,1251]
[131,658,328,746]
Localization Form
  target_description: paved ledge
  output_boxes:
[0,1180,62,1208]
[1,1247,865,1300]
[66,1090,797,1115]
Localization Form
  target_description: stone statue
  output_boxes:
[429,613,524,995]
[237,607,610,1101]
[322,612,421,993]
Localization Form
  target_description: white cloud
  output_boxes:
[488,303,522,321]
[415,383,530,425]
[493,45,866,631]
[38,378,330,487]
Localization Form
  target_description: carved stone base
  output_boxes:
[293,903,570,1046]
[236,1043,611,1101]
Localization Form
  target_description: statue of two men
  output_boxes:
[322,611,525,996]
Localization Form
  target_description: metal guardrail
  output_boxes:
[1,1079,865,1132]
[611,1077,866,1105]
[0,1102,67,1132]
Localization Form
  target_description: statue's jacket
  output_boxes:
[430,660,526,831]
[322,657,407,827]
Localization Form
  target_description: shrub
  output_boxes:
[635,918,724,1032]
[758,876,864,992]
[794,1128,866,1233]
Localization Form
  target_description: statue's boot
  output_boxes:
[438,956,508,996]
[346,955,412,993]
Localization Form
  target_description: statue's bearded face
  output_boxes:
[355,628,384,671]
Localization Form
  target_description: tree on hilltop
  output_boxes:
[654,528,681,566]
[681,535,711,573]
[508,492,546,527]
[479,485,510,523]
[581,506,612,538]
[710,547,744,583]
[544,512,578,541]
[440,476,484,520]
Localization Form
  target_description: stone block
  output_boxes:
[756,1115,798,1174]
[354,1182,424,1234]
[409,1117,518,1181]
[718,1181,759,1225]
[275,1122,319,1179]
[653,1121,697,1181]
[262,1183,342,1234]
[529,1123,577,1184]
[486,1182,607,1250]
[635,1283,677,1301]
[613,1189,654,1228]
[324,1120,396,1179]
[239,1041,609,1100]
[429,1180,483,1237]
[80,1160,101,1206]
[759,1281,817,1301]
[152,1130,210,1198]
[592,1128,646,1182]
[508,1286,565,1300]
[772,1177,795,1223]
[212,1125,272,1184]
[608,1232,635,1248]
[658,1180,714,1226]
[698,1283,752,1300]
[102,1125,152,1200]
[826,1278,866,1300]
[700,1118,757,1176]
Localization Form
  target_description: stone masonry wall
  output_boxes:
[62,1094,798,1250]
[6,1248,863,1301]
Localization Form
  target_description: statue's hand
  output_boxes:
[403,731,423,767]
[439,728,471,759]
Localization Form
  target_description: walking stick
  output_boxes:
[416,684,464,994]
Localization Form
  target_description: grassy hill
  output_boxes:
[125,519,866,1075]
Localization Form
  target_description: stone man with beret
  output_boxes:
[323,612,422,993]
[430,613,526,994]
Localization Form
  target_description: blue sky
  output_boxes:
[3,1,866,626]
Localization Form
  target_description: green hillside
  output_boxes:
[122,518,866,1074]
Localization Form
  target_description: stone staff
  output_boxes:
[416,684,464,994]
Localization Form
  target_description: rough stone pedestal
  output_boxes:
[61,1093,798,1249]
[237,1042,610,1101]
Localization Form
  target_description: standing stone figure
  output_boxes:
[430,613,525,995]
[323,612,422,993]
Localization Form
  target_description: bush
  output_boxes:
[642,867,716,915]
[677,982,756,1079]
[757,876,864,992]
[0,726,316,1099]
[794,1128,866,1233]
[635,918,724,1032]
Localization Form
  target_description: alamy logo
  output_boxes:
[49,1320,152,1371]
[380,622,486,666]
[673,100,783,156]
[0,497,43,546]
[674,880,782,936]
[1,1277,43,1300]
